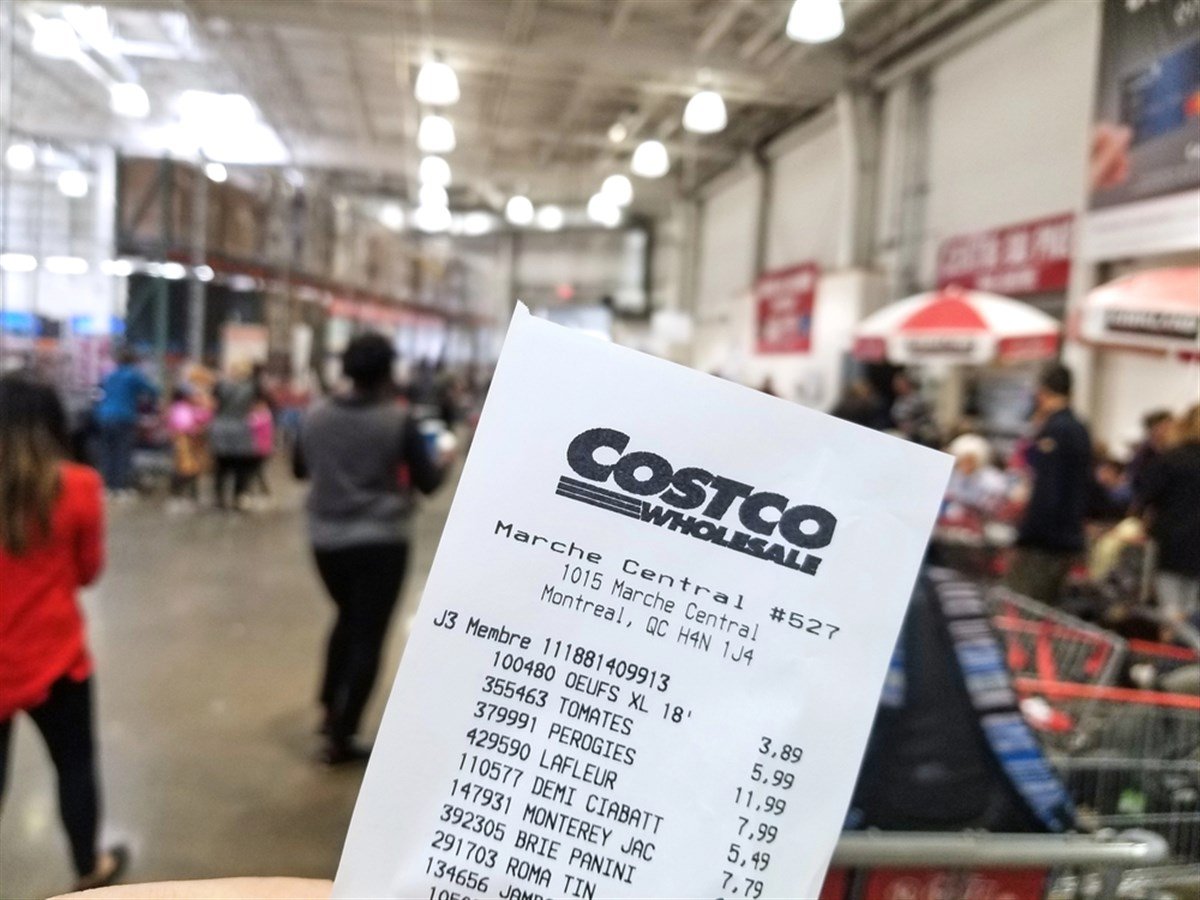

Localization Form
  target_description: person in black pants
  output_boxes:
[295,335,448,765]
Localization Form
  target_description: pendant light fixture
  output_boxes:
[414,59,460,106]
[536,205,564,231]
[631,140,669,179]
[786,0,845,44]
[683,89,727,134]
[505,195,534,226]
[601,174,633,206]
[417,115,456,154]
[586,193,621,228]
[419,155,451,187]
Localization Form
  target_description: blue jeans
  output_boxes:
[97,420,136,490]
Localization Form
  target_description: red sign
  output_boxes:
[755,262,818,354]
[862,867,1049,900]
[937,214,1073,295]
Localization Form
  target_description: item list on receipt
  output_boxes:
[332,304,952,900]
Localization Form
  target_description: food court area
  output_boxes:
[0,0,1198,898]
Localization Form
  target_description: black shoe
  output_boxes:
[74,844,129,892]
[319,739,371,766]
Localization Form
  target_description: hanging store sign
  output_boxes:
[936,214,1074,295]
[1083,0,1200,259]
[755,262,818,354]
[333,304,951,899]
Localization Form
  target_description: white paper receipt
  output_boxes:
[333,305,952,900]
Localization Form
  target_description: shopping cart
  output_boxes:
[820,830,1174,900]
[1013,677,1200,866]
[990,589,1127,688]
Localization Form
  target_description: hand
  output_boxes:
[51,877,332,900]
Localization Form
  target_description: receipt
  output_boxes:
[333,305,952,900]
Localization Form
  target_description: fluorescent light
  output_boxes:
[179,90,256,129]
[683,89,727,134]
[418,115,456,154]
[601,174,633,206]
[414,59,460,106]
[160,261,187,280]
[587,193,621,228]
[419,183,449,208]
[32,17,79,59]
[204,161,228,183]
[5,143,36,172]
[195,265,215,282]
[111,83,150,119]
[536,205,564,231]
[101,259,134,277]
[462,211,493,236]
[0,253,38,273]
[419,155,451,187]
[380,203,405,230]
[786,0,845,43]
[57,170,90,198]
[414,204,452,233]
[631,140,669,178]
[44,256,89,275]
[505,195,534,226]
[201,122,288,166]
[608,122,628,144]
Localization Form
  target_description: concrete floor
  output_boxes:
[0,464,453,899]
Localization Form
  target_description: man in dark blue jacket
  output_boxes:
[1007,365,1092,603]
[94,349,158,492]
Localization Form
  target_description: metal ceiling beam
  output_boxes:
[695,0,751,55]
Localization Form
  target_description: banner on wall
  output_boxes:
[1084,0,1200,258]
[937,214,1073,295]
[755,262,818,354]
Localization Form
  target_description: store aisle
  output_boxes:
[0,465,455,899]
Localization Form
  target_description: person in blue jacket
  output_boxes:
[94,348,158,492]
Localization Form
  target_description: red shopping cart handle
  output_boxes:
[1014,677,1200,710]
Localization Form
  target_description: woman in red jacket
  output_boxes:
[0,372,127,891]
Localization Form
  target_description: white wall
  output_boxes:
[920,0,1101,285]
[765,119,844,270]
[692,163,762,376]
[1095,352,1200,456]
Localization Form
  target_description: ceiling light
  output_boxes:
[44,256,89,275]
[414,204,452,233]
[160,261,187,279]
[419,155,451,187]
[683,89,727,134]
[601,174,633,206]
[462,211,493,236]
[608,122,628,144]
[200,122,288,166]
[195,264,215,282]
[505,195,534,226]
[536,205,564,231]
[110,83,150,118]
[0,253,38,273]
[414,59,460,106]
[5,143,36,172]
[631,140,670,178]
[786,0,845,43]
[419,183,449,208]
[380,203,405,231]
[587,193,621,228]
[204,161,228,182]
[179,90,256,129]
[418,114,456,154]
[102,259,134,277]
[31,17,79,59]
[57,170,89,198]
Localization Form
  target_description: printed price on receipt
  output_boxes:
[333,304,952,900]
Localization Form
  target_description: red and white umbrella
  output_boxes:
[1079,268,1200,356]
[853,287,1060,366]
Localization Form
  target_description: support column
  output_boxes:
[187,162,209,362]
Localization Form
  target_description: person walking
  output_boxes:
[1140,405,1200,632]
[0,373,128,891]
[1007,365,1093,603]
[93,348,157,494]
[210,363,259,512]
[295,334,447,765]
